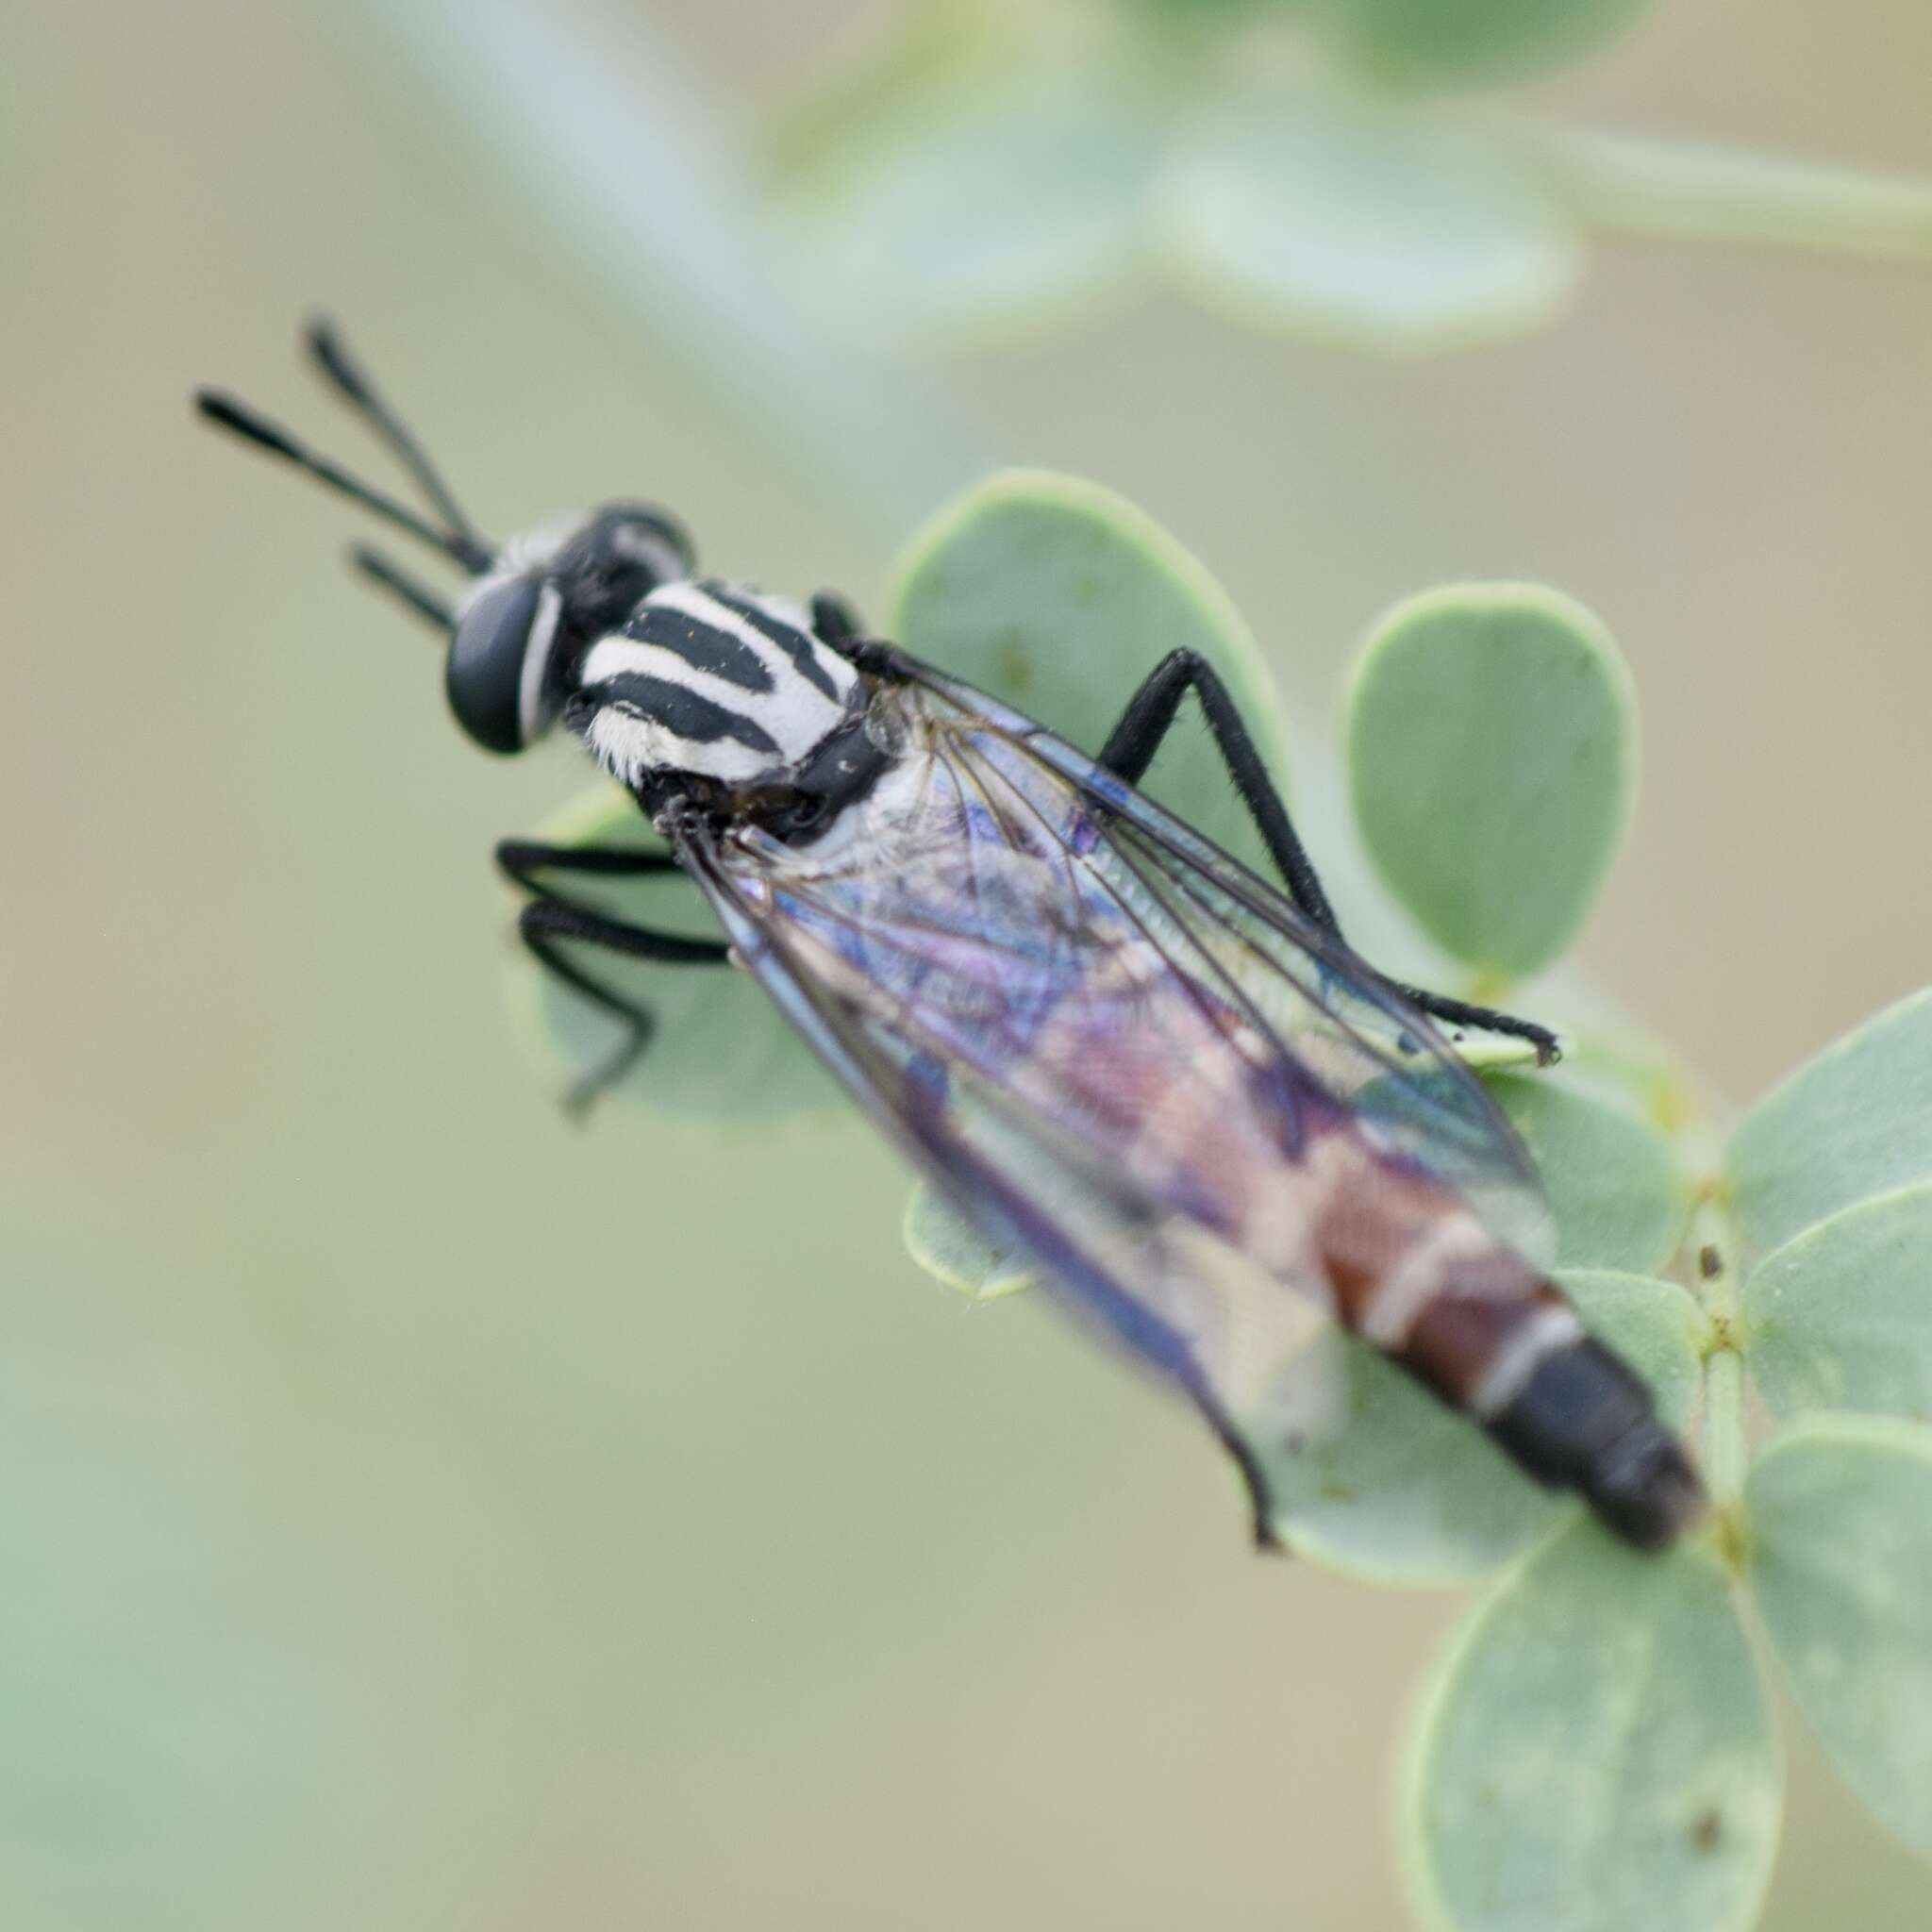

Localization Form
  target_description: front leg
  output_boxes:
[1095,651,1558,1066]
[499,839,730,1115]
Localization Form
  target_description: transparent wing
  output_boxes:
[902,663,1556,1269]
[672,669,1554,1530]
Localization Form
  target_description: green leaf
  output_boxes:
[1403,1525,1780,1932]
[903,1184,1034,1302]
[773,58,1166,347]
[1740,1184,1932,1424]
[1323,0,1653,88]
[1747,1414,1932,1857]
[1119,0,1297,32]
[887,469,1291,869]
[504,783,841,1123]
[1346,585,1636,975]
[1257,1269,1705,1585]
[1158,92,1582,356]
[1487,1074,1690,1274]
[1725,987,1932,1257]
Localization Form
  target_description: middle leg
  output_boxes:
[498,838,730,1113]
[1095,651,1557,1063]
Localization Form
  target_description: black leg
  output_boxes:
[497,839,730,1114]
[1378,983,1558,1065]
[1095,652,1557,1066]
[1098,650,1340,935]
[497,837,685,892]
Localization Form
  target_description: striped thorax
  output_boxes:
[573,580,863,793]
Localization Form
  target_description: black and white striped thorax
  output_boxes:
[571,579,867,794]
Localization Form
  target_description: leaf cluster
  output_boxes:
[763,0,1932,358]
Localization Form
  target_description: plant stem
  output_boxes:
[1531,125,1932,259]
[1557,1027,1753,1559]
[1688,1194,1748,1501]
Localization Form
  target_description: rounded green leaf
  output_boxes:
[504,783,841,1124]
[887,469,1291,869]
[1726,987,1932,1257]
[1323,0,1652,88]
[1257,1269,1706,1585]
[1487,1074,1690,1274]
[1158,93,1582,356]
[1347,585,1636,975]
[903,1183,1034,1302]
[1403,1525,1781,1932]
[1741,1184,1932,1424]
[1747,1414,1932,1857]
[773,58,1165,346]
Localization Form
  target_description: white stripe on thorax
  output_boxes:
[648,581,856,701]
[586,708,774,789]
[579,634,794,718]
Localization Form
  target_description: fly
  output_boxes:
[194,323,1707,1552]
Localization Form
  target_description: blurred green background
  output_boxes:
[7,1,1932,1924]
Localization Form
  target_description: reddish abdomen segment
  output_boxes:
[1311,1124,1706,1550]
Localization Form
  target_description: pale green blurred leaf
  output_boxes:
[1158,93,1581,355]
[1346,584,1635,974]
[1740,1184,1932,1424]
[1123,0,1295,32]
[1487,1074,1690,1274]
[1726,987,1932,1257]
[904,1184,1034,1302]
[505,783,841,1123]
[1258,1269,1704,1585]
[0,1237,456,1928]
[1403,1525,1780,1932]
[347,0,982,527]
[1747,1414,1932,1857]
[1323,0,1652,87]
[888,468,1291,869]
[766,4,1008,182]
[774,58,1166,346]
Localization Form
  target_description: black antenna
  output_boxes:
[351,544,457,632]
[305,318,483,549]
[193,390,494,574]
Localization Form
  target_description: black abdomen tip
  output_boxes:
[1489,1338,1707,1549]
[1588,1422,1708,1550]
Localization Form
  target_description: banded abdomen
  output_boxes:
[1058,1023,1707,1550]
[1294,1101,1706,1548]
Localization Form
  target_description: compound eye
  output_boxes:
[447,575,548,754]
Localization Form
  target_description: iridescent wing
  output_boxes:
[674,663,1555,1534]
